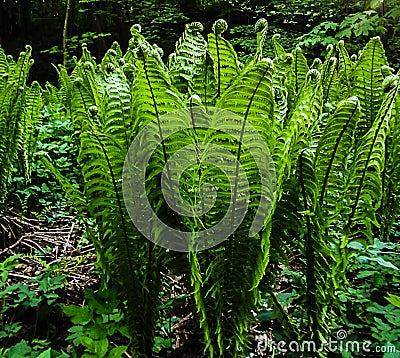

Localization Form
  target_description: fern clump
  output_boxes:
[0,46,42,208]
[33,18,400,358]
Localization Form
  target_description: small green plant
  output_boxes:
[298,2,400,55]
[339,239,400,353]
[0,261,68,355]
[0,338,69,358]
[63,287,129,358]
[152,316,180,354]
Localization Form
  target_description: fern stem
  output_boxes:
[299,151,318,339]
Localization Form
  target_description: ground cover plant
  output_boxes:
[1,15,400,358]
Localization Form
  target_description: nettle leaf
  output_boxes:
[4,340,32,356]
[62,305,93,325]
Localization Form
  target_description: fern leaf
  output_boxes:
[189,52,217,106]
[299,148,332,341]
[19,81,43,184]
[207,19,240,98]
[315,96,360,219]
[289,46,309,100]
[351,36,389,137]
[272,33,287,58]
[253,18,268,63]
[336,40,353,90]
[346,72,399,240]
[169,22,207,94]
[379,74,400,239]
[0,47,33,205]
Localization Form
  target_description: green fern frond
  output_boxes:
[272,33,287,58]
[315,96,360,217]
[351,37,389,137]
[274,68,323,185]
[378,74,400,239]
[101,42,123,72]
[185,59,276,357]
[103,68,132,150]
[0,48,9,91]
[299,148,333,342]
[189,52,217,106]
[19,81,43,184]
[346,73,399,240]
[40,155,87,216]
[208,19,240,98]
[336,40,353,90]
[321,57,340,105]
[289,46,309,101]
[169,22,207,94]
[254,18,268,63]
[0,46,34,205]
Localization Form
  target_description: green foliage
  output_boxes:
[256,238,400,356]
[63,288,129,358]
[2,14,400,358]
[341,239,400,352]
[41,32,111,69]
[0,262,68,355]
[9,92,79,218]
[0,46,41,208]
[0,339,69,358]
[297,0,400,60]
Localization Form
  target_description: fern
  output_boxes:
[299,148,333,342]
[186,58,276,357]
[315,96,360,218]
[288,46,309,106]
[0,46,35,206]
[19,81,43,186]
[345,71,399,240]
[379,73,400,240]
[207,19,240,98]
[34,20,400,358]
[351,36,388,137]
[169,22,207,95]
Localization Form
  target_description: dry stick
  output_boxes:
[62,221,75,256]
[21,239,47,255]
[8,272,32,280]
[62,0,71,67]
[0,235,25,255]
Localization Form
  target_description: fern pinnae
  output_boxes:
[316,96,360,208]
[351,37,388,136]
[320,44,334,84]
[337,40,352,87]
[299,149,318,337]
[232,70,268,226]
[215,29,222,97]
[208,19,240,99]
[322,57,339,104]
[169,22,207,94]
[292,46,309,95]
[347,73,399,237]
[104,68,132,150]
[254,18,268,63]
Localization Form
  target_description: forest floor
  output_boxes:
[0,210,217,357]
